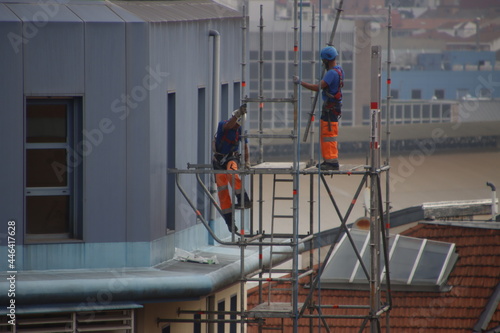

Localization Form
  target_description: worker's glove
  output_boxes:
[232,104,247,119]
[245,161,251,169]
[293,76,301,85]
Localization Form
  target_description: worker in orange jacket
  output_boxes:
[212,104,251,232]
[294,46,343,170]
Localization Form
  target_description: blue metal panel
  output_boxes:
[84,242,127,268]
[444,51,496,68]
[124,20,152,242]
[382,70,500,100]
[0,5,24,245]
[23,243,85,270]
[6,3,85,94]
[73,6,128,243]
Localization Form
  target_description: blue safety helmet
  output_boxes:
[320,46,338,61]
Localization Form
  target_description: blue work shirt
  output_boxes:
[322,65,344,103]
[215,120,247,155]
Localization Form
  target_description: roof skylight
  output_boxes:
[321,229,458,291]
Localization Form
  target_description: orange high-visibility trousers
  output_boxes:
[215,160,242,214]
[320,119,339,164]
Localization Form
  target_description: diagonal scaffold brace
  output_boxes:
[302,0,345,142]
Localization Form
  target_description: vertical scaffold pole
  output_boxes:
[292,0,300,330]
[257,5,265,323]
[385,5,392,237]
[308,6,316,167]
[385,6,392,332]
[308,10,316,333]
[369,45,382,333]
[258,5,264,164]
[240,7,247,333]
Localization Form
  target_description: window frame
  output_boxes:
[25,97,83,242]
[321,229,458,292]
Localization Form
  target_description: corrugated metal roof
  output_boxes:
[5,2,82,22]
[111,0,241,22]
[68,3,125,22]
[1,0,241,23]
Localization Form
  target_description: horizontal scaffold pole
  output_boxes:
[157,318,262,324]
[243,97,296,103]
[168,167,378,176]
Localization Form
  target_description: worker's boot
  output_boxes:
[223,213,238,232]
[316,161,339,171]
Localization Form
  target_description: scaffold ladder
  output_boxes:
[267,174,295,303]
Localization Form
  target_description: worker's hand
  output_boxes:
[293,76,301,85]
[239,104,247,115]
[232,104,247,118]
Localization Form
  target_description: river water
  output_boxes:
[249,150,500,234]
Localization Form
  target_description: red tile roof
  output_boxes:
[247,223,500,332]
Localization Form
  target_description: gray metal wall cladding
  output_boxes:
[0,0,243,243]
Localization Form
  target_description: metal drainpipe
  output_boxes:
[209,29,221,245]
[486,182,498,220]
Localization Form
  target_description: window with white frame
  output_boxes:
[321,229,458,292]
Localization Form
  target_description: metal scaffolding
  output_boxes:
[160,2,393,332]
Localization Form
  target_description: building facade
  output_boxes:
[0,1,255,332]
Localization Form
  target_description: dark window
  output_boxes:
[422,104,430,119]
[193,314,201,333]
[275,80,286,90]
[341,51,353,61]
[221,84,229,118]
[411,89,421,99]
[249,63,258,79]
[25,98,82,239]
[434,89,445,100]
[413,104,421,120]
[442,104,451,119]
[275,51,285,60]
[233,82,241,109]
[432,104,441,119]
[341,63,352,77]
[479,88,491,98]
[217,300,225,333]
[396,105,403,119]
[197,88,207,217]
[404,105,412,123]
[391,89,399,99]
[275,63,286,78]
[167,92,176,231]
[263,63,272,79]
[230,295,237,333]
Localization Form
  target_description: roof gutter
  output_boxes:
[0,243,297,311]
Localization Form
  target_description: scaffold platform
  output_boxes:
[246,302,305,318]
